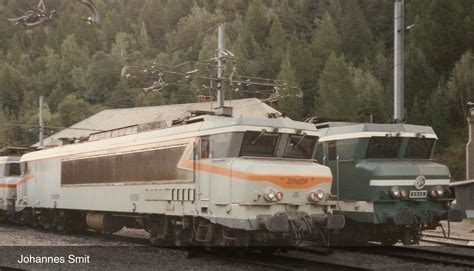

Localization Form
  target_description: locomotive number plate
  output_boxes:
[409,190,427,199]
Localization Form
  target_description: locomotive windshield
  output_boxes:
[364,136,435,160]
[365,137,402,159]
[405,138,435,159]
[285,134,318,159]
[6,163,20,176]
[240,131,279,157]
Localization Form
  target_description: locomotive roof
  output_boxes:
[0,147,33,156]
[198,115,316,131]
[0,156,21,163]
[35,98,279,147]
[22,115,317,162]
[316,122,437,139]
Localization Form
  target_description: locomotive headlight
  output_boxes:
[430,185,444,198]
[264,189,276,201]
[308,192,318,202]
[390,186,401,199]
[400,189,408,199]
[264,188,283,202]
[308,190,325,202]
[316,190,325,200]
[275,191,284,201]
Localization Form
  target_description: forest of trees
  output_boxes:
[0,0,473,179]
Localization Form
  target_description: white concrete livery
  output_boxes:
[14,115,340,246]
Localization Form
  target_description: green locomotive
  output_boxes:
[312,121,464,245]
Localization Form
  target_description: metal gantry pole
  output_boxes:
[39,95,45,147]
[217,23,225,109]
[394,0,404,122]
[467,108,474,180]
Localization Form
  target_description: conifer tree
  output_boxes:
[276,51,303,119]
[340,0,374,65]
[312,13,340,76]
[447,51,474,124]
[315,52,354,119]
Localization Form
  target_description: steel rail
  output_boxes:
[421,233,474,243]
[3,223,471,269]
[0,266,26,271]
[82,232,370,270]
[350,246,474,269]
[420,238,471,247]
[0,223,369,270]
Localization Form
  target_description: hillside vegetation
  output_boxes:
[0,0,473,179]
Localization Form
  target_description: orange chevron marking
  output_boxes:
[178,141,332,189]
[0,183,17,188]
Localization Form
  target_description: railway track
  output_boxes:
[421,233,474,247]
[0,266,26,271]
[348,245,474,269]
[77,230,474,270]
[201,251,371,271]
[1,223,372,270]
[38,227,361,270]
[1,223,472,270]
[100,233,371,270]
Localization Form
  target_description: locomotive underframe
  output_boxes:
[334,199,464,245]
[7,207,344,247]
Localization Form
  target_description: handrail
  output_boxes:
[336,155,340,201]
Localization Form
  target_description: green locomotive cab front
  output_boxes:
[315,123,464,245]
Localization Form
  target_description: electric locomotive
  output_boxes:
[14,114,344,249]
[0,147,31,222]
[311,120,464,245]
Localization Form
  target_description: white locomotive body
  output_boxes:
[15,115,343,246]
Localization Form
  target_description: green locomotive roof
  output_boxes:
[316,122,436,138]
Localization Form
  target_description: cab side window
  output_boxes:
[6,163,21,176]
[200,136,210,159]
[314,143,324,161]
[328,141,337,160]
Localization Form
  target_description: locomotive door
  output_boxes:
[325,140,356,200]
[197,137,210,209]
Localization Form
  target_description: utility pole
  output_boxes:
[467,108,474,180]
[394,0,404,122]
[39,95,45,147]
[217,23,225,108]
[215,23,232,116]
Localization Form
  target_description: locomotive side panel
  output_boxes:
[61,146,188,185]
[25,159,62,210]
[19,140,198,215]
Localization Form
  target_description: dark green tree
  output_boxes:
[0,64,26,116]
[315,52,355,119]
[446,51,474,125]
[340,0,374,65]
[312,13,340,76]
[276,51,303,119]
[57,94,94,127]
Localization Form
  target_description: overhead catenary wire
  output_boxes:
[124,64,302,93]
